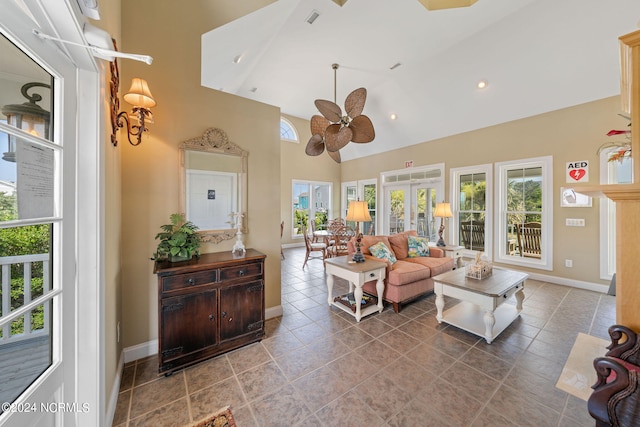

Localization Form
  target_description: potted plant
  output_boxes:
[152,213,201,262]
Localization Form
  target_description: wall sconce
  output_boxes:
[1,82,51,162]
[115,78,156,146]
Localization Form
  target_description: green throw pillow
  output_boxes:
[369,241,397,264]
[407,235,430,258]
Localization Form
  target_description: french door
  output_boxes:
[1,2,100,426]
[385,184,437,240]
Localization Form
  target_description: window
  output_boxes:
[599,149,633,279]
[342,179,377,235]
[280,117,298,142]
[451,165,492,255]
[292,180,331,237]
[495,156,553,270]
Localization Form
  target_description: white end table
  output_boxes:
[325,256,386,322]
[440,245,464,269]
[433,268,527,343]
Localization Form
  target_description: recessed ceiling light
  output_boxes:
[250,87,258,93]
[390,113,398,120]
[390,62,402,70]
[233,54,243,64]
[477,80,488,89]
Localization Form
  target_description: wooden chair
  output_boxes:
[516,222,542,258]
[329,226,354,257]
[280,220,285,260]
[588,324,640,427]
[301,224,327,269]
[460,221,485,251]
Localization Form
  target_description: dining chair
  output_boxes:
[301,224,327,269]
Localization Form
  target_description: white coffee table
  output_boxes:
[433,268,527,343]
[325,256,386,322]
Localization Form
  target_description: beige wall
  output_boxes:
[280,114,342,245]
[120,0,280,349]
[341,96,623,286]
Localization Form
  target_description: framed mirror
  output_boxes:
[179,128,248,243]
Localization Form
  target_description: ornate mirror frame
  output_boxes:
[179,128,248,244]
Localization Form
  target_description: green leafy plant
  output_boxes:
[152,213,201,261]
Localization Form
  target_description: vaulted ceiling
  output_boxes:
[202,0,640,161]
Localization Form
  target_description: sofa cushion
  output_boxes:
[360,235,392,256]
[407,235,430,258]
[387,260,431,286]
[388,231,417,259]
[404,256,454,276]
[369,241,397,264]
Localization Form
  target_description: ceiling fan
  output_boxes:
[331,0,478,11]
[305,63,375,163]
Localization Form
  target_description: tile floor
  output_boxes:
[113,246,616,426]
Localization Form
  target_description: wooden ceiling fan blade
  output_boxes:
[327,149,341,163]
[305,134,325,156]
[325,124,352,152]
[349,115,375,143]
[314,99,342,122]
[344,88,367,118]
[310,115,330,136]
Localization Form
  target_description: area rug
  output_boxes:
[555,333,609,401]
[187,406,236,427]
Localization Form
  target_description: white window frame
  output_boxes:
[291,179,332,238]
[341,179,377,233]
[599,150,632,280]
[450,164,493,259]
[495,156,553,270]
[280,117,299,143]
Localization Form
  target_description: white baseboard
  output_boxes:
[266,305,283,319]
[522,270,609,293]
[123,339,158,363]
[105,351,124,427]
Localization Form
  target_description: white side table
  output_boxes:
[441,245,464,269]
[325,256,386,322]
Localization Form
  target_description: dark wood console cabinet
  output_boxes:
[154,249,266,375]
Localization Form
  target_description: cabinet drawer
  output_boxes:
[162,270,218,293]
[219,262,263,282]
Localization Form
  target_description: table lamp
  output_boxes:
[433,202,453,247]
[346,200,371,262]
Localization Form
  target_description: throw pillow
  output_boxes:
[369,241,397,264]
[407,235,430,258]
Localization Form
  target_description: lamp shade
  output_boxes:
[346,200,372,222]
[433,202,453,218]
[123,78,156,108]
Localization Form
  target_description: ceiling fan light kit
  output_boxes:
[306,64,375,163]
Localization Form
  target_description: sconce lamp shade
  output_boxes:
[433,202,453,218]
[123,78,156,108]
[346,200,371,223]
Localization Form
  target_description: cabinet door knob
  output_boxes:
[222,311,227,318]
[228,317,233,322]
[187,278,195,285]
[238,270,246,276]
[369,273,375,278]
[209,314,214,321]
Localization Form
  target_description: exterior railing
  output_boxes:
[0,253,50,344]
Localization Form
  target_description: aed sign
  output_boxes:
[566,160,589,183]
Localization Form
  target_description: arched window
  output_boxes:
[280,117,298,142]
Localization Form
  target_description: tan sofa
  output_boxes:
[347,230,454,313]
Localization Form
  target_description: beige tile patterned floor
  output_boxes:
[113,247,616,426]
